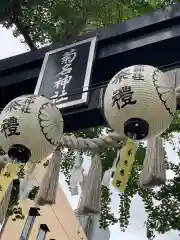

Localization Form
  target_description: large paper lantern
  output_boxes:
[0,95,63,163]
[104,65,176,140]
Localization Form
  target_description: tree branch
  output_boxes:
[13,18,37,50]
[10,0,37,50]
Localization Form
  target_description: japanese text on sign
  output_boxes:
[4,96,36,114]
[112,140,137,193]
[112,69,131,84]
[111,65,145,84]
[112,86,137,110]
[132,65,145,81]
[50,49,77,104]
[1,117,20,138]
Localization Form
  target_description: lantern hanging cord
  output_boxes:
[57,84,180,152]
[0,63,179,112]
[57,132,126,152]
[57,88,180,153]
[1,64,180,155]
[50,74,180,103]
[42,60,180,103]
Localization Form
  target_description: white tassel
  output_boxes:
[19,163,36,200]
[76,213,93,237]
[36,151,61,205]
[70,185,78,196]
[79,171,88,192]
[101,168,113,187]
[70,152,84,196]
[139,136,166,188]
[77,153,102,214]
[101,148,121,188]
[75,213,111,240]
[88,214,111,240]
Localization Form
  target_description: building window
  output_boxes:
[20,207,40,240]
[36,224,49,240]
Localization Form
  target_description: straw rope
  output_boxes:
[58,132,126,152]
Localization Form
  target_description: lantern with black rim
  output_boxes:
[103,65,176,140]
[0,94,64,163]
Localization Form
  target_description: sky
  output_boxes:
[0,24,179,240]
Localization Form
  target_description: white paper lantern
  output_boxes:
[0,94,63,163]
[104,65,176,140]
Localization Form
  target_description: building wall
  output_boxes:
[1,160,87,240]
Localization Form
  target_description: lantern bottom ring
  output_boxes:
[124,118,149,140]
[8,144,31,163]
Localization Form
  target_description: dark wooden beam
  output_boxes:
[0,3,180,132]
[1,3,180,70]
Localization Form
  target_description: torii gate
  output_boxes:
[0,3,180,132]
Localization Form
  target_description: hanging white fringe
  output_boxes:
[79,170,88,192]
[75,212,92,236]
[19,162,36,200]
[101,168,113,187]
[139,136,166,188]
[36,151,61,205]
[88,214,111,240]
[101,148,121,187]
[77,153,102,214]
[70,152,84,196]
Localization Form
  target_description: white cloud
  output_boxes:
[0,25,28,60]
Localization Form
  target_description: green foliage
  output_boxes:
[116,142,146,231]
[43,160,49,167]
[60,149,76,186]
[28,186,40,200]
[161,111,180,141]
[100,186,118,229]
[16,164,26,179]
[7,179,25,221]
[119,193,131,231]
[3,0,180,47]
[0,148,26,222]
[2,0,180,237]
[60,120,180,238]
[100,148,116,173]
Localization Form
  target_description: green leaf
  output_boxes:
[2,0,180,237]
[148,0,157,8]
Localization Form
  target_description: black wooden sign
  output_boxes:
[34,37,97,109]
